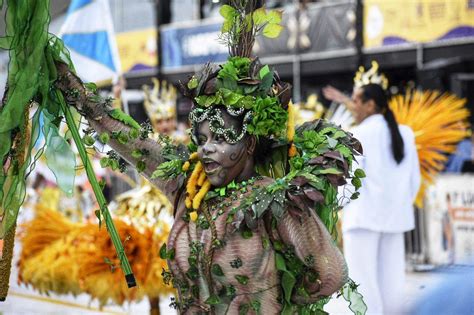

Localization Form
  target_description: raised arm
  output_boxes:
[322,85,354,107]
[55,62,183,203]
[276,208,348,304]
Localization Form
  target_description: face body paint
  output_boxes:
[196,109,254,187]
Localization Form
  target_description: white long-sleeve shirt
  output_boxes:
[342,114,421,233]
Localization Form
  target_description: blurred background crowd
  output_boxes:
[0,0,473,314]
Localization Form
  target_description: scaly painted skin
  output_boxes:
[168,177,348,314]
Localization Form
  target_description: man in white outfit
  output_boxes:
[342,84,421,315]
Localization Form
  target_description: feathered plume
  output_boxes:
[389,89,470,207]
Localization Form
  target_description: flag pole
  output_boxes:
[57,90,136,288]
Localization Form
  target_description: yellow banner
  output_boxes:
[364,0,474,48]
[116,28,157,73]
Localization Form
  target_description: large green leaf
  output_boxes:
[43,113,76,196]
[282,270,296,303]
[266,10,282,24]
[342,281,368,315]
[252,7,267,25]
[220,4,236,20]
[263,24,284,38]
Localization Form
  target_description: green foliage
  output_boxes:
[151,159,184,179]
[275,253,296,304]
[218,56,251,81]
[0,0,137,285]
[187,76,198,89]
[99,132,110,144]
[354,168,366,178]
[117,132,129,144]
[0,0,75,236]
[100,157,110,168]
[246,96,287,137]
[136,160,146,173]
[128,128,139,139]
[219,5,283,39]
[84,82,97,94]
[294,130,328,156]
[250,300,261,312]
[82,135,95,146]
[205,294,221,305]
[211,264,225,276]
[341,279,368,315]
[131,149,143,159]
[159,243,176,260]
[241,229,253,239]
[235,275,249,285]
[107,108,141,130]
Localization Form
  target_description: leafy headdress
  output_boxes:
[181,1,290,144]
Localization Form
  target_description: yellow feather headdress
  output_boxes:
[354,61,389,90]
[142,78,177,123]
[389,89,470,207]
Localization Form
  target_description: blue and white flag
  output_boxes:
[59,0,121,83]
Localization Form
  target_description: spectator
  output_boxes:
[342,83,421,314]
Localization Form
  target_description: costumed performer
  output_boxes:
[54,2,368,314]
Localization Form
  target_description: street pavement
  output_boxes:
[2,236,471,315]
[1,266,455,315]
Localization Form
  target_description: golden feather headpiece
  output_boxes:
[354,61,388,90]
[142,78,177,122]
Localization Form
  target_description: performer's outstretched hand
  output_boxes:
[323,85,352,105]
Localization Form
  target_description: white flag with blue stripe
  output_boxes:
[59,0,121,83]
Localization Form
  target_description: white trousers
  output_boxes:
[343,229,405,315]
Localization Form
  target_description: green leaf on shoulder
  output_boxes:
[354,168,366,178]
[318,168,341,175]
[351,192,360,200]
[117,132,129,144]
[259,65,270,79]
[250,300,261,312]
[109,159,119,171]
[351,177,362,190]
